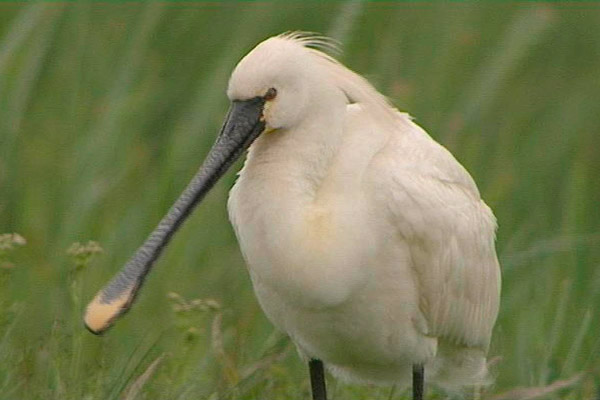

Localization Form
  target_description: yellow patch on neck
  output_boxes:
[305,207,335,248]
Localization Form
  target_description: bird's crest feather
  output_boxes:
[276,31,412,130]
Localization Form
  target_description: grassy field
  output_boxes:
[1,2,600,399]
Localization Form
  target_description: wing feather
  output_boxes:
[371,117,501,350]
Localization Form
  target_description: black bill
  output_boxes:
[84,96,266,334]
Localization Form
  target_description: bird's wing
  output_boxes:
[370,118,501,350]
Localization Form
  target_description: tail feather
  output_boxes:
[429,342,493,392]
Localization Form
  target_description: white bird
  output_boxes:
[84,33,501,400]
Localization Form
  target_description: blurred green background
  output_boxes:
[1,2,599,399]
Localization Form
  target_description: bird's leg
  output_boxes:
[412,364,424,400]
[308,359,327,400]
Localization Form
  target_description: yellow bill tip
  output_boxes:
[84,289,133,335]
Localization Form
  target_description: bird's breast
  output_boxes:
[228,172,376,311]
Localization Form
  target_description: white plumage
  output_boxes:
[227,33,501,390]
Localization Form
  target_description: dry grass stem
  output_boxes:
[121,353,167,400]
[487,373,583,400]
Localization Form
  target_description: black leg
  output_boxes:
[412,364,424,400]
[309,359,327,400]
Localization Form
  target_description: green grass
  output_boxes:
[1,2,600,399]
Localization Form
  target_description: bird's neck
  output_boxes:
[229,101,376,308]
[242,101,347,207]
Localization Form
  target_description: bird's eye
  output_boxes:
[264,87,277,101]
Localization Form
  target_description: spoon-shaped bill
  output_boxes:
[84,97,266,335]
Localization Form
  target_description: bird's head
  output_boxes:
[227,34,346,132]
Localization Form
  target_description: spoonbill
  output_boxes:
[84,32,501,400]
